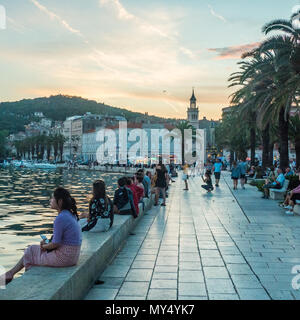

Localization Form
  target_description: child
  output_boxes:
[201,171,214,193]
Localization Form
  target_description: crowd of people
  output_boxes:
[3,157,300,285]
[3,164,174,285]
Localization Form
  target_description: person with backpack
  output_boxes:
[113,177,137,218]
[80,180,114,232]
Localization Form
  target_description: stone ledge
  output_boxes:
[0,196,154,300]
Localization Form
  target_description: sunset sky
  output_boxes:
[0,0,298,119]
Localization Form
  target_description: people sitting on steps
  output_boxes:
[280,172,300,215]
[262,168,285,199]
[113,177,137,218]
[79,180,114,232]
[4,187,82,285]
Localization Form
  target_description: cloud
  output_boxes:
[2,0,228,119]
[99,0,196,59]
[208,42,261,60]
[208,5,227,23]
[6,16,29,34]
[99,0,168,38]
[30,0,83,37]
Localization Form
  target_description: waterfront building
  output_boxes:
[81,122,177,164]
[63,113,126,161]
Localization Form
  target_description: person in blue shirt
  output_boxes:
[231,161,241,190]
[285,167,294,177]
[262,168,285,199]
[212,158,222,187]
[238,159,248,190]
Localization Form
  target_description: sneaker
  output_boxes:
[284,205,292,210]
[285,210,294,215]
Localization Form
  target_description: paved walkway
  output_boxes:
[84,172,300,300]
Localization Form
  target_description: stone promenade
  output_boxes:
[84,172,300,300]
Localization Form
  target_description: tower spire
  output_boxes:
[190,88,196,108]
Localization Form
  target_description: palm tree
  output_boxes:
[260,15,300,168]
[39,134,47,160]
[57,134,67,162]
[46,135,53,161]
[52,134,59,161]
[175,120,193,164]
[215,110,249,163]
[14,141,21,159]
[31,136,37,160]
[229,34,300,169]
[229,51,276,169]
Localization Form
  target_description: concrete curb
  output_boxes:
[0,196,154,300]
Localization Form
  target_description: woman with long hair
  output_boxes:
[4,187,82,284]
[80,180,114,232]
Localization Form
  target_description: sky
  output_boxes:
[0,0,299,120]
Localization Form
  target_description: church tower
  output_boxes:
[187,89,199,129]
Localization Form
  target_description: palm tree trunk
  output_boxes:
[295,138,300,170]
[181,139,184,165]
[230,150,234,167]
[268,141,274,166]
[262,124,269,170]
[278,108,289,169]
[250,127,256,166]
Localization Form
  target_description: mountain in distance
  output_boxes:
[0,94,177,134]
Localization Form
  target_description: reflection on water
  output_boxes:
[0,167,120,271]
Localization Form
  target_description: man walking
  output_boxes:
[212,158,222,187]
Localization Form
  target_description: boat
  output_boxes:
[33,163,57,169]
[9,160,57,170]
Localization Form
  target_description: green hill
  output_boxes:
[0,94,175,134]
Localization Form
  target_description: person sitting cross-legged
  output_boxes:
[262,168,285,199]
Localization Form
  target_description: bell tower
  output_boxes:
[187,88,199,128]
